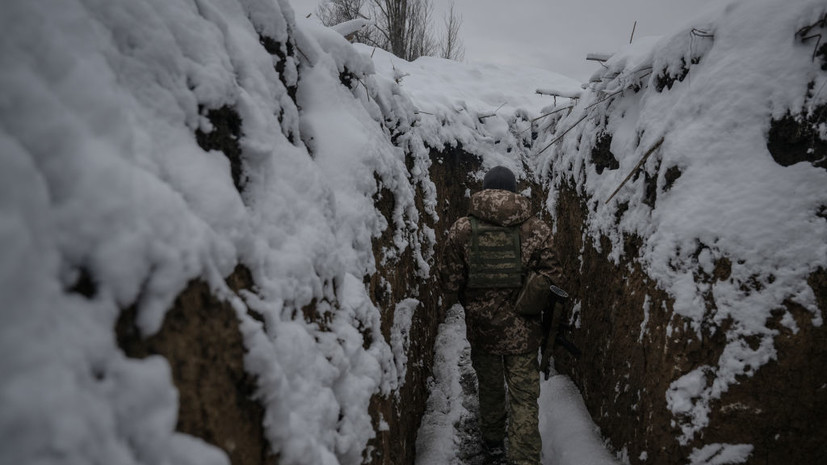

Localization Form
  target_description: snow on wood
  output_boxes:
[330,18,372,41]
[536,88,583,99]
[586,52,613,62]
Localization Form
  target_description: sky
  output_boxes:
[288,0,720,82]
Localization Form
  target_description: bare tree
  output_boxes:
[403,0,437,59]
[440,2,464,61]
[317,0,371,43]
[317,0,362,24]
[318,0,462,62]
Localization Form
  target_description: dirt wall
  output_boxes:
[115,266,276,465]
[110,146,484,465]
[551,183,827,464]
[365,146,483,465]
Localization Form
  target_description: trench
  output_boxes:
[109,25,827,465]
[110,135,827,465]
[12,1,827,464]
[110,145,489,465]
[109,140,569,465]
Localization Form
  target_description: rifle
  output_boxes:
[540,285,581,378]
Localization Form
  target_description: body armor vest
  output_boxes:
[466,216,523,289]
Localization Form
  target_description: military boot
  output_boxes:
[482,438,505,464]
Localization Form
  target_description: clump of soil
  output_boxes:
[655,57,700,92]
[767,105,827,171]
[259,35,298,104]
[116,265,277,465]
[663,166,682,191]
[591,132,619,174]
[195,105,245,192]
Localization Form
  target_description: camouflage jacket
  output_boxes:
[440,189,563,354]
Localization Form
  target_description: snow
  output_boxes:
[331,19,372,38]
[1,0,581,461]
[359,42,582,177]
[537,0,827,448]
[586,53,614,63]
[666,366,710,420]
[391,299,420,388]
[638,295,651,342]
[539,374,622,465]
[3,0,825,462]
[0,0,431,463]
[364,44,580,117]
[415,305,469,465]
[536,88,583,99]
[415,305,621,465]
[688,443,754,465]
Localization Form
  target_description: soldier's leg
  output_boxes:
[504,352,541,465]
[470,349,506,443]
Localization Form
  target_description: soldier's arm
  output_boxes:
[531,221,564,285]
[439,219,468,294]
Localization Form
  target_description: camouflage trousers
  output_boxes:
[471,350,541,465]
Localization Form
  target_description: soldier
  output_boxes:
[440,166,562,465]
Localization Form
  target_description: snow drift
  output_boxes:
[537,0,827,463]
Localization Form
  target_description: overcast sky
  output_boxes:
[288,0,719,82]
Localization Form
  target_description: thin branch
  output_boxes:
[294,44,311,63]
[373,24,392,42]
[586,53,612,62]
[534,105,574,121]
[690,28,714,38]
[477,102,507,120]
[360,34,383,48]
[354,77,373,103]
[803,32,823,49]
[373,0,389,18]
[532,68,651,152]
[605,137,665,204]
[598,69,652,95]
[535,112,591,156]
[585,88,623,110]
[517,106,574,136]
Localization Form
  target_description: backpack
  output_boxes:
[466,216,523,289]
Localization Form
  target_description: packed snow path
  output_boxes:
[415,305,621,465]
